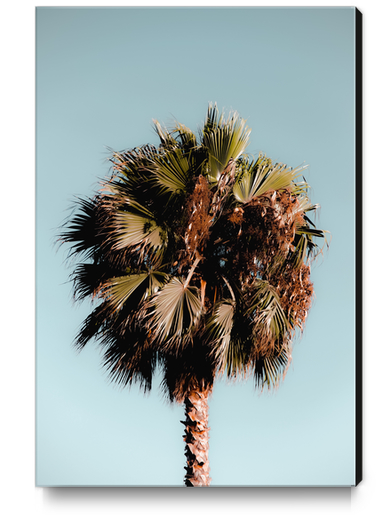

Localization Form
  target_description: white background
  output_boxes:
[0,0,388,513]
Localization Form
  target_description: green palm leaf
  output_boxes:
[172,122,198,150]
[247,280,290,344]
[150,147,192,195]
[206,300,245,376]
[149,277,202,348]
[113,201,166,253]
[153,119,178,149]
[107,271,168,311]
[257,163,306,197]
[233,156,306,203]
[202,103,251,180]
[206,300,235,352]
[296,225,325,239]
[291,234,308,267]
[232,154,270,203]
[205,297,254,377]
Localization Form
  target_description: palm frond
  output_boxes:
[205,300,235,351]
[59,197,101,259]
[202,103,251,180]
[112,201,166,254]
[291,191,314,216]
[75,301,113,349]
[232,154,270,203]
[102,337,157,392]
[71,262,111,302]
[106,271,168,311]
[291,234,308,267]
[204,294,255,378]
[206,300,247,377]
[109,146,162,204]
[150,147,192,196]
[254,346,291,389]
[233,156,305,203]
[171,122,198,151]
[247,280,291,354]
[153,119,178,149]
[293,219,325,265]
[296,225,325,239]
[221,336,249,378]
[149,277,202,349]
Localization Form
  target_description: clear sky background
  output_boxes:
[35,6,356,487]
[2,0,391,513]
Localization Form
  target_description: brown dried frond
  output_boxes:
[254,326,277,358]
[228,190,306,285]
[271,262,313,332]
[210,158,236,216]
[228,206,244,225]
[182,175,213,264]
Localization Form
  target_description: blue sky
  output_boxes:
[36,6,357,486]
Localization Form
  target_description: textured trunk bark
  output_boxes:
[182,388,211,486]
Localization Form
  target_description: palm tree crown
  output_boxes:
[60,104,325,485]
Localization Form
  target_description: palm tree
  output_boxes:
[59,104,325,487]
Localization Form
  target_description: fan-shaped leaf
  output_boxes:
[206,301,235,350]
[150,277,202,348]
[202,104,251,180]
[247,280,290,342]
[59,197,101,258]
[150,147,191,195]
[153,119,178,149]
[113,201,166,252]
[172,122,198,150]
[233,157,306,203]
[254,347,291,389]
[107,271,168,311]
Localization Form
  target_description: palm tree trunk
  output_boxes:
[182,388,211,486]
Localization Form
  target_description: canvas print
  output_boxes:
[36,7,361,487]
